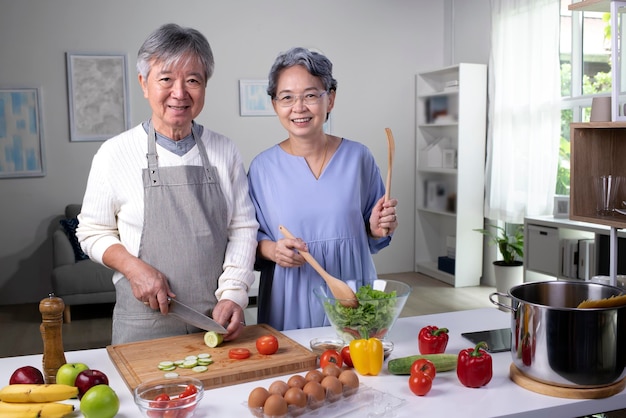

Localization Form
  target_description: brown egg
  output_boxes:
[321,375,343,398]
[247,386,270,409]
[338,369,360,390]
[322,363,342,378]
[305,369,324,383]
[263,394,288,417]
[283,387,307,408]
[287,374,306,389]
[302,380,326,403]
[268,380,289,396]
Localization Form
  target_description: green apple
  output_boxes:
[56,362,89,386]
[80,384,120,418]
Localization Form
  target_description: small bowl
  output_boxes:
[309,337,344,356]
[134,376,204,418]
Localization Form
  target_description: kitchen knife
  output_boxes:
[168,297,227,334]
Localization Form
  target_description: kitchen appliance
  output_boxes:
[491,281,626,392]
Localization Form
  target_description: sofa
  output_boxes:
[51,204,115,323]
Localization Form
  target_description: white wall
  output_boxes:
[0,0,490,305]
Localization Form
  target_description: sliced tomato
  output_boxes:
[228,347,251,359]
[410,358,436,380]
[256,335,279,355]
[319,349,343,369]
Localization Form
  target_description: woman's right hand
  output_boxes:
[273,238,308,268]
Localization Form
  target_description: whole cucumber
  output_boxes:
[387,353,458,375]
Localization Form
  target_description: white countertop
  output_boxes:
[1,308,624,418]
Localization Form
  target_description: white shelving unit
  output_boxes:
[415,63,487,287]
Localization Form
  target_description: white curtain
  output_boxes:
[485,0,561,224]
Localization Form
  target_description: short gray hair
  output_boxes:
[267,47,337,98]
[136,23,214,84]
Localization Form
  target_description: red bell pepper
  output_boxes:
[457,341,493,388]
[418,325,449,354]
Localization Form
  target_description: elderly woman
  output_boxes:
[247,47,398,331]
[77,23,258,344]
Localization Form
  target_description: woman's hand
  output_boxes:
[369,196,398,238]
[273,237,308,268]
[212,299,246,341]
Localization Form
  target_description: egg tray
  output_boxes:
[245,384,405,418]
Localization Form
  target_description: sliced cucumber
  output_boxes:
[192,365,208,373]
[164,372,179,379]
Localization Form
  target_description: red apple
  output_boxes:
[9,366,44,384]
[75,369,109,400]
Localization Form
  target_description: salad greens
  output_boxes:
[324,284,398,340]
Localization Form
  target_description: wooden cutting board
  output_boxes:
[106,323,317,393]
[509,363,626,399]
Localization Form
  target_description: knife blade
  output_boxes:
[168,298,227,334]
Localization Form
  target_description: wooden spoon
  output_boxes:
[383,128,396,236]
[278,225,358,308]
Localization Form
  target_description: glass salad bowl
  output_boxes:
[313,279,411,353]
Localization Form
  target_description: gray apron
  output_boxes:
[112,121,228,344]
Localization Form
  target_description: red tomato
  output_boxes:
[256,335,279,355]
[228,348,251,360]
[410,358,436,380]
[148,392,170,417]
[408,372,432,396]
[340,346,353,368]
[319,349,343,369]
[180,384,198,398]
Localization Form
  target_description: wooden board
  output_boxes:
[106,324,317,393]
[509,363,626,399]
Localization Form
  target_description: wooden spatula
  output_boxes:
[383,128,395,236]
[278,225,358,308]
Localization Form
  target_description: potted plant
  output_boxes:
[475,224,524,309]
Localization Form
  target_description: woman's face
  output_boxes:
[272,65,334,139]
[139,55,206,139]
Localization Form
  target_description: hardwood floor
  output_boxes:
[0,272,495,359]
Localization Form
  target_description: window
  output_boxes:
[559,0,612,195]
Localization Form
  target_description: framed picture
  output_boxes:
[239,79,274,116]
[66,53,130,141]
[0,87,45,178]
[553,195,570,218]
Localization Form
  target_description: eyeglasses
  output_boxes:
[274,91,328,107]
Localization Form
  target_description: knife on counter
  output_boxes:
[167,297,227,334]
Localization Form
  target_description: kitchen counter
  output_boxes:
[1,308,624,417]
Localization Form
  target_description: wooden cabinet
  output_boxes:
[414,64,487,287]
[569,122,626,228]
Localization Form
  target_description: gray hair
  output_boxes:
[267,47,337,98]
[136,23,214,84]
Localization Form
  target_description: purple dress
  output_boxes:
[247,138,391,330]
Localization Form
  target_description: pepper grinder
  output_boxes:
[39,294,67,383]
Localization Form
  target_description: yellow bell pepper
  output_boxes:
[349,337,384,376]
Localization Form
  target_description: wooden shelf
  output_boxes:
[569,122,626,229]
[568,0,611,12]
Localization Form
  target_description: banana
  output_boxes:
[0,400,74,417]
[0,384,78,403]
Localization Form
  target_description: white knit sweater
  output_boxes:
[76,124,259,308]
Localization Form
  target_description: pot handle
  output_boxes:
[489,292,516,312]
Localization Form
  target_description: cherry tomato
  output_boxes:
[408,372,432,396]
[148,393,170,418]
[180,383,198,398]
[340,346,353,368]
[256,335,279,355]
[228,347,251,360]
[410,358,436,380]
[319,349,343,369]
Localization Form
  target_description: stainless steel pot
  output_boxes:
[490,280,626,388]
